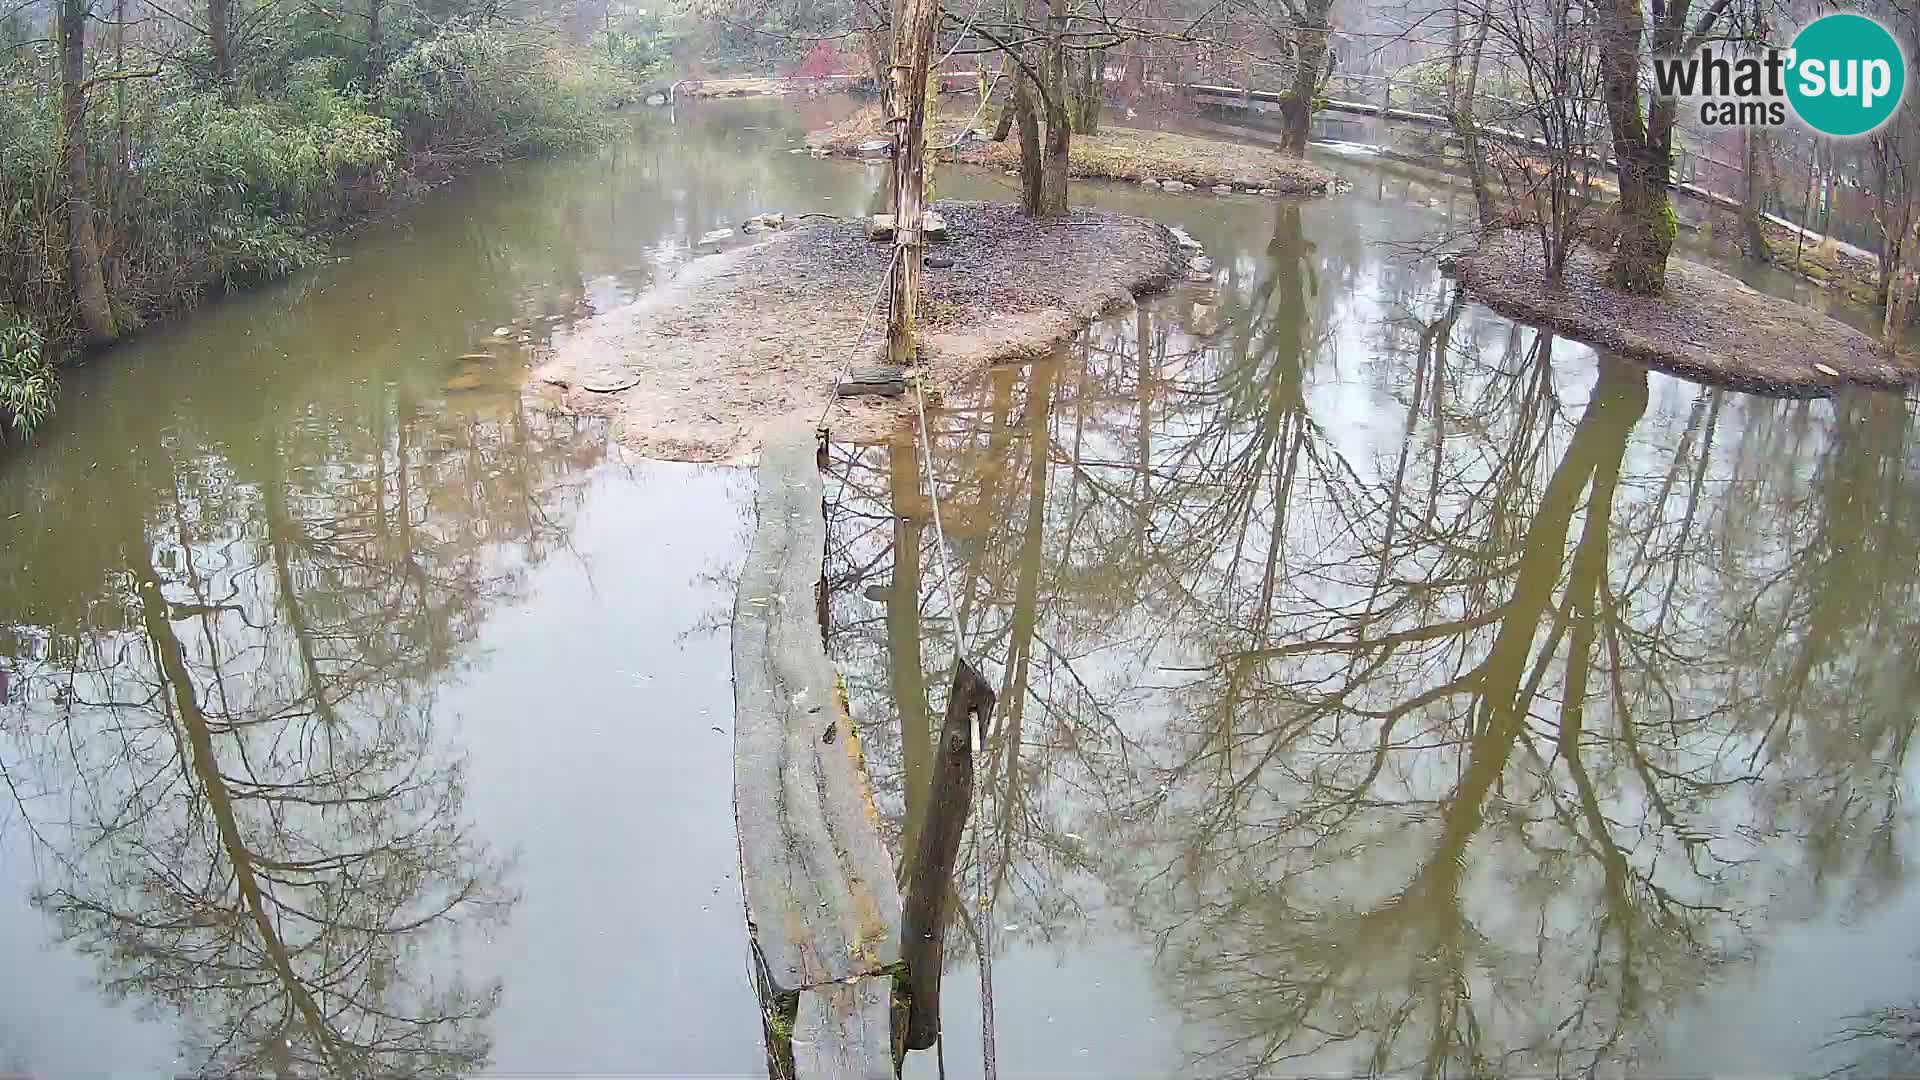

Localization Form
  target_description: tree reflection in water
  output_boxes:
[1,386,607,1077]
[824,199,1920,1077]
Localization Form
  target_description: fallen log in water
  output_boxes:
[733,423,903,1078]
[900,660,996,1051]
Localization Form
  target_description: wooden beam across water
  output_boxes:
[733,424,903,1079]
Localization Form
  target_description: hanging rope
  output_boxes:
[816,247,905,435]
[905,367,998,1080]
[810,184,998,1077]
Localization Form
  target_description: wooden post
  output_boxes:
[898,658,997,1052]
[887,0,939,369]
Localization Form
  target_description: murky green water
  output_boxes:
[830,151,1920,1077]
[2,97,1915,1077]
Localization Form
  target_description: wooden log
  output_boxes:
[886,0,939,368]
[734,424,904,1077]
[899,658,998,1051]
[792,975,896,1080]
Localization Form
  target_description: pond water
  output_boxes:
[1,96,1916,1078]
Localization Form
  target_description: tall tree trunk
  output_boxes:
[1037,0,1070,216]
[368,0,385,80]
[1448,0,1496,228]
[1013,70,1043,214]
[1871,133,1908,310]
[987,54,1016,141]
[1596,0,1675,295]
[1121,34,1144,99]
[60,0,116,347]
[1072,49,1102,133]
[209,0,231,82]
[885,0,937,367]
[1887,209,1919,347]
[1741,129,1773,262]
[1279,0,1331,155]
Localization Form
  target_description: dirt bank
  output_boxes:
[1446,231,1916,397]
[811,106,1339,195]
[531,201,1183,461]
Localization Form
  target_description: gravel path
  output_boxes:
[532,202,1183,461]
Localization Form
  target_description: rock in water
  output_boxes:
[645,92,667,106]
[868,214,896,241]
[922,210,949,240]
[700,228,735,246]
[1212,184,1232,194]
[1169,226,1203,250]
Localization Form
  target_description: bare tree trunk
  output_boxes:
[1741,129,1773,262]
[1595,0,1674,295]
[1449,0,1496,227]
[1037,0,1070,216]
[209,0,231,82]
[986,53,1015,140]
[1888,209,1919,347]
[885,0,938,367]
[1279,0,1332,155]
[1871,133,1908,309]
[849,0,889,88]
[1074,49,1103,133]
[368,0,385,80]
[1014,70,1043,214]
[1122,33,1144,99]
[60,0,116,347]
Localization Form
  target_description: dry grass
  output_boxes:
[810,106,1338,194]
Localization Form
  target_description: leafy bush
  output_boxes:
[0,311,53,439]
[380,23,614,159]
[594,11,682,84]
[128,61,396,298]
[0,21,629,442]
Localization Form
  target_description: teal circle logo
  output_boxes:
[1787,13,1906,137]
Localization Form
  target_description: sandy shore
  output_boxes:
[531,201,1184,461]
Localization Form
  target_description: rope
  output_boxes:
[810,137,998,1075]
[905,366,998,1080]
[816,247,904,433]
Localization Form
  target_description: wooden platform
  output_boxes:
[733,424,903,1077]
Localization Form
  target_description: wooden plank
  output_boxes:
[791,976,896,1080]
[899,660,997,1051]
[886,0,939,367]
[734,424,904,1077]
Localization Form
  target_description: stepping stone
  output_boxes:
[836,367,906,397]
